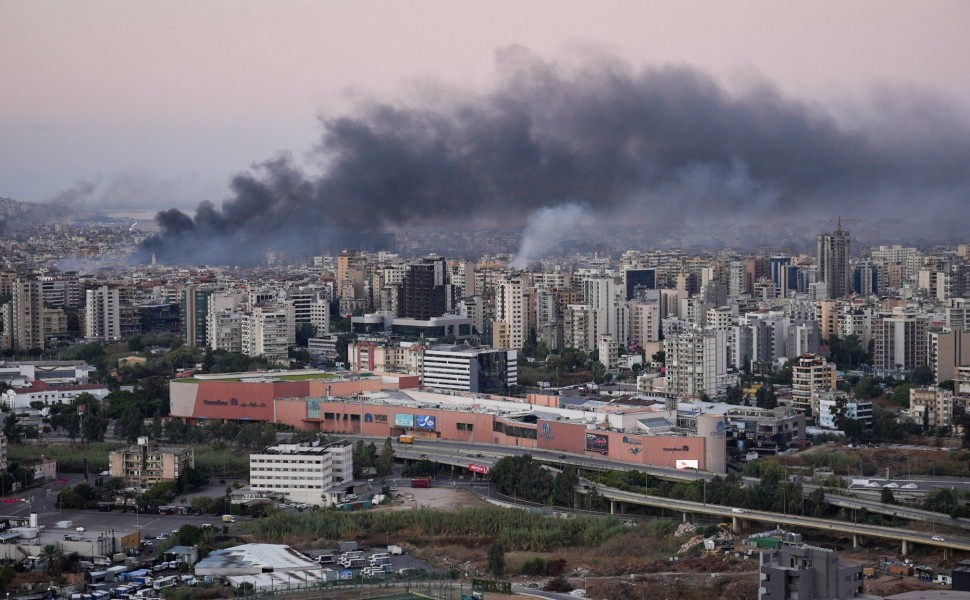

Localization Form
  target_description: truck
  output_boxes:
[398,435,414,444]
[387,545,404,555]
[222,514,236,523]
[411,477,431,488]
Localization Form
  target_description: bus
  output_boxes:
[153,576,177,590]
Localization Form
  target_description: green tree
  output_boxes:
[40,544,64,575]
[552,467,579,507]
[881,486,897,505]
[725,384,745,405]
[295,323,318,347]
[487,542,506,577]
[377,438,394,476]
[116,405,145,443]
[2,410,19,444]
[892,383,914,407]
[755,384,778,410]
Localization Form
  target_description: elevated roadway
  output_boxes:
[393,441,970,555]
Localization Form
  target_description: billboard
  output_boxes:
[394,413,414,428]
[468,464,489,475]
[675,459,699,470]
[585,432,609,455]
[415,415,436,430]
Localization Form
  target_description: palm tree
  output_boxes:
[40,544,64,575]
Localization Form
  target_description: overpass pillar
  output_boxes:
[610,501,616,515]
[852,534,859,549]
[901,540,909,556]
[682,512,688,523]
[732,516,739,533]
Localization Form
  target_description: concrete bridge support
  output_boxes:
[731,516,740,533]
[901,539,909,556]
[853,534,859,549]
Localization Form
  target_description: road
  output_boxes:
[392,438,970,531]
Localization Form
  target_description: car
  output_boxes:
[76,526,85,532]
[419,454,427,458]
[171,529,179,535]
[558,454,566,459]
[932,535,945,541]
[156,533,169,540]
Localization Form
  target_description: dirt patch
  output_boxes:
[379,485,491,511]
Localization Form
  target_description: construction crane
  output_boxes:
[830,217,862,232]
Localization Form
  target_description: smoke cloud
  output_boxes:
[512,203,592,268]
[140,47,970,264]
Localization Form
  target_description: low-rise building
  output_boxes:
[421,345,517,393]
[817,393,873,430]
[1,380,109,411]
[759,543,863,600]
[249,441,353,507]
[909,386,955,429]
[108,437,195,488]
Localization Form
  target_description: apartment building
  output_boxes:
[789,355,836,416]
[909,386,955,429]
[108,437,194,488]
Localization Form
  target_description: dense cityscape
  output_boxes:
[1,196,970,599]
[4,2,970,600]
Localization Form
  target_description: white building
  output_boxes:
[564,304,596,351]
[817,393,873,429]
[665,327,733,400]
[84,286,121,342]
[493,276,529,350]
[1,381,109,411]
[249,442,353,507]
[207,310,243,353]
[242,305,294,362]
[308,300,331,336]
[596,335,618,371]
[421,345,517,393]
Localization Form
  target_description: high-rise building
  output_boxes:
[817,224,851,299]
[872,309,928,371]
[180,285,221,347]
[928,329,970,384]
[790,355,836,416]
[493,275,529,350]
[241,305,294,362]
[397,257,447,320]
[623,268,656,300]
[1,278,45,350]
[665,327,731,400]
[84,285,121,342]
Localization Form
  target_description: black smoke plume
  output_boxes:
[140,47,970,265]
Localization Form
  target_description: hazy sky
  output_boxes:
[2,0,969,209]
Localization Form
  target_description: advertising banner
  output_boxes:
[585,432,609,455]
[675,459,699,470]
[394,413,414,428]
[415,415,436,430]
[468,464,489,475]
